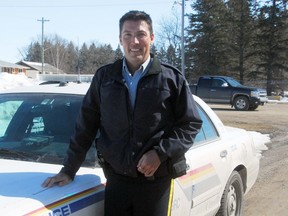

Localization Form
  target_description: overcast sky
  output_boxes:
[0,0,183,63]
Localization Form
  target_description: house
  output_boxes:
[16,61,65,78]
[0,60,28,74]
[0,60,91,83]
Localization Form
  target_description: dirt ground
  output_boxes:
[210,102,288,216]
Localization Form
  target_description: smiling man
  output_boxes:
[120,14,154,73]
[42,10,202,216]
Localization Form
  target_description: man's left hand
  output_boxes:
[137,150,161,177]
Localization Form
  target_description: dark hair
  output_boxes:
[119,10,153,35]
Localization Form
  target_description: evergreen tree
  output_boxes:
[64,42,78,74]
[96,44,115,69]
[226,0,256,84]
[79,43,89,74]
[166,45,178,68]
[87,43,99,74]
[156,46,168,63]
[24,42,42,62]
[114,45,124,61]
[255,0,288,95]
[186,0,230,80]
[23,39,122,74]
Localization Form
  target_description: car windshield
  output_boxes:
[0,93,97,167]
[226,77,242,87]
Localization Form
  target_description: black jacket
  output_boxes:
[61,55,202,179]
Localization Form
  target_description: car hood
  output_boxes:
[0,159,106,216]
[238,85,266,92]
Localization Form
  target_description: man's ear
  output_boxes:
[150,33,155,44]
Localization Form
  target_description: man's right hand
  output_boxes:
[41,172,72,188]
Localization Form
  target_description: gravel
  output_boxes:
[211,103,288,216]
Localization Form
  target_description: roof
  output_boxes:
[16,61,64,74]
[0,60,28,69]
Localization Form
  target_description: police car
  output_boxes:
[0,82,268,216]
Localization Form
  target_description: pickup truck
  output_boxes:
[190,76,268,111]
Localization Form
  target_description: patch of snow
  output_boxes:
[280,97,288,102]
[268,96,288,103]
[0,73,38,91]
[248,131,270,158]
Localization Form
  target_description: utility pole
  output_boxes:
[181,0,185,77]
[174,0,186,77]
[37,17,49,74]
[77,37,81,83]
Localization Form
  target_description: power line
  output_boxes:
[0,2,172,8]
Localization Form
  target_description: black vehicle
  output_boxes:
[190,76,268,111]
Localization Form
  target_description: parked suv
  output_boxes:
[190,76,268,110]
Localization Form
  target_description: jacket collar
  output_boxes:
[108,54,162,82]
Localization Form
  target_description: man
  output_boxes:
[42,10,202,216]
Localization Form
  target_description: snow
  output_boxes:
[0,72,37,91]
[0,73,38,135]
[248,131,270,158]
[269,97,288,103]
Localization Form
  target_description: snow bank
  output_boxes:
[280,97,288,102]
[268,96,288,103]
[0,73,37,91]
[248,131,270,158]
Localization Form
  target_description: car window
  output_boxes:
[0,100,23,136]
[212,78,226,88]
[0,93,97,167]
[226,77,242,87]
[198,77,211,87]
[194,104,219,146]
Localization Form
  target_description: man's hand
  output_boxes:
[41,172,72,188]
[137,150,161,177]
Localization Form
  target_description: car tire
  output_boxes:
[216,171,244,216]
[234,96,249,111]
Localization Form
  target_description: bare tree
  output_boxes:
[156,9,181,49]
[155,9,182,67]
[44,34,69,72]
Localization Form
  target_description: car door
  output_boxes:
[209,77,231,103]
[172,104,230,216]
[196,77,212,102]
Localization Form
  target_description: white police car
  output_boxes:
[0,82,268,216]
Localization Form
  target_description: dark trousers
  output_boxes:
[104,173,174,216]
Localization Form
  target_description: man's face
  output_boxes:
[120,20,154,68]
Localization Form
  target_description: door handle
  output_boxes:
[220,150,228,158]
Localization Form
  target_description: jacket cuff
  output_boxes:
[153,145,168,162]
[60,167,76,181]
